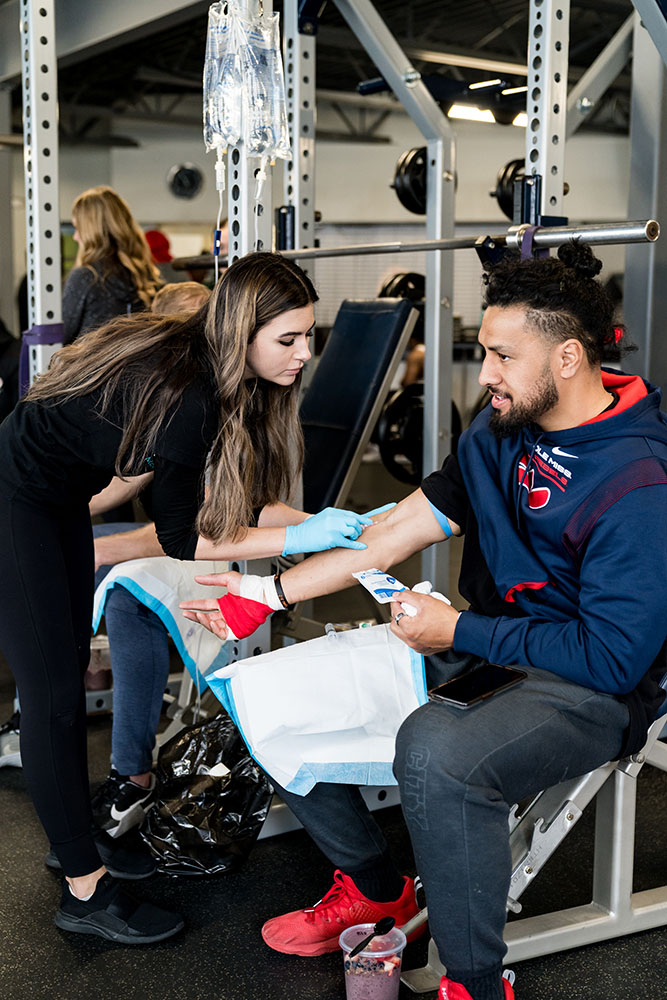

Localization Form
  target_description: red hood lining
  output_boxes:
[579,372,647,426]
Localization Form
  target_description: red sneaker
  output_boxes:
[439,971,515,999]
[261,869,423,957]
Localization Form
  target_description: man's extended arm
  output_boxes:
[277,490,458,605]
[180,490,460,638]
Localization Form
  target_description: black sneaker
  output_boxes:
[0,710,21,769]
[55,873,184,944]
[91,769,157,838]
[45,828,157,880]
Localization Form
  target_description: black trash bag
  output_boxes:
[140,712,272,876]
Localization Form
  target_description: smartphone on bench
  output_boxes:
[428,663,527,709]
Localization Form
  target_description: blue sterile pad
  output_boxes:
[93,557,232,691]
[207,623,428,795]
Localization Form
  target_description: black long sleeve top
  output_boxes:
[0,369,219,559]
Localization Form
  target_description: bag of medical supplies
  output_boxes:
[140,711,272,876]
[207,623,428,796]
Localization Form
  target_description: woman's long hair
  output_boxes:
[28,253,318,543]
[72,186,162,308]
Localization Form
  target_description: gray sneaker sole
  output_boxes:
[54,909,184,945]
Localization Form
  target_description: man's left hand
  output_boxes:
[389,590,461,655]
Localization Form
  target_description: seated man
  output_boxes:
[182,243,667,1000]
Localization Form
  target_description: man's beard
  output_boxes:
[488,367,559,440]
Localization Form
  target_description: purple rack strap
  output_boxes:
[519,225,549,261]
[19,323,64,397]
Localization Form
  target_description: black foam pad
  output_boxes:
[300,298,414,513]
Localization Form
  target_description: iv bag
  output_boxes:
[203,2,291,163]
[239,11,291,161]
[203,2,242,153]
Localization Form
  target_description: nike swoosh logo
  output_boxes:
[552,446,578,459]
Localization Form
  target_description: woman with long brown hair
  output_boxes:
[62,185,162,344]
[0,252,381,945]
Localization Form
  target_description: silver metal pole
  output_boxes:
[21,0,63,382]
[525,0,570,220]
[279,220,659,261]
[283,0,316,267]
[227,0,274,264]
[0,87,13,332]
[421,137,454,592]
[511,219,660,248]
[332,0,455,593]
[625,13,667,393]
[566,15,633,138]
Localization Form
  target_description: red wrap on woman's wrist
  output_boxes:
[216,592,273,638]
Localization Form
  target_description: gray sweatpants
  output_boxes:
[273,652,630,980]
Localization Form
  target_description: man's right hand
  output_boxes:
[193,571,243,594]
[180,571,276,640]
[180,572,242,639]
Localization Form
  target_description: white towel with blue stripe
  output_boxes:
[207,623,428,795]
[92,557,231,690]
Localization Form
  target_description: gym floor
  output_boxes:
[1,457,666,1000]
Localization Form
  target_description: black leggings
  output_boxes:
[0,495,101,877]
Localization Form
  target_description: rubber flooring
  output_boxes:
[2,685,667,1000]
[2,460,667,998]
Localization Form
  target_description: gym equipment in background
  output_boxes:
[392,146,427,215]
[492,158,570,223]
[377,382,462,485]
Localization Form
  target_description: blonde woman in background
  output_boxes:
[62,185,162,344]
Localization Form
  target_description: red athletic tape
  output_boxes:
[216,593,273,638]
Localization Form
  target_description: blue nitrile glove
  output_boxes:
[282,503,396,556]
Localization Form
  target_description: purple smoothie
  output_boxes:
[340,925,406,1000]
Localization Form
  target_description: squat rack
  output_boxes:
[15,0,667,589]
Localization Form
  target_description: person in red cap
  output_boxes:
[144,229,187,285]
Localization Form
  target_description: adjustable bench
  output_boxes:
[400,697,667,991]
[300,297,418,514]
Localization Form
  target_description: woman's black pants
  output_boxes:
[0,495,102,877]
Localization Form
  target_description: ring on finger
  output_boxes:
[394,612,406,624]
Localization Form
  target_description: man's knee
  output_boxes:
[394,702,488,791]
[395,701,467,768]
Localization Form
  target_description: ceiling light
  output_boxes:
[469,78,502,90]
[448,104,496,123]
[501,85,528,96]
[512,112,528,127]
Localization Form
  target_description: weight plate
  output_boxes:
[493,158,524,221]
[378,272,425,302]
[393,146,427,215]
[377,382,462,485]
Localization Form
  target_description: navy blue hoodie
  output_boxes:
[423,370,667,749]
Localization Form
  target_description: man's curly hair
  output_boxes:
[483,242,632,365]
